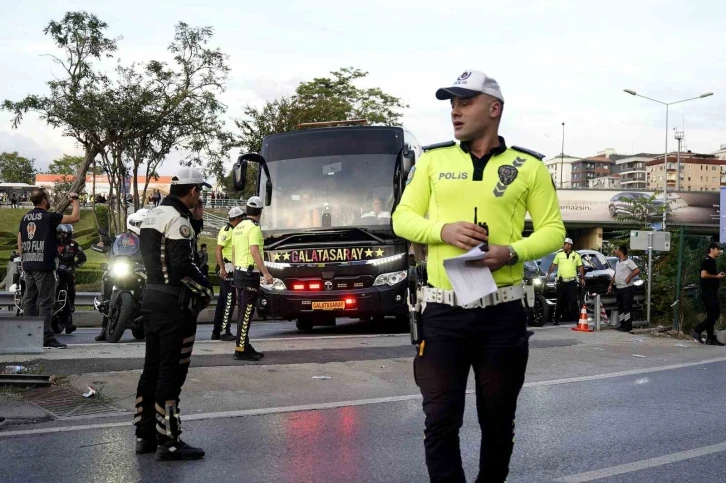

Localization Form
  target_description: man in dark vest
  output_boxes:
[17,188,81,349]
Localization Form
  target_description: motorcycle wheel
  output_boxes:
[106,292,135,343]
[131,326,145,340]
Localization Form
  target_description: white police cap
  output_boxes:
[436,70,504,103]
[228,206,244,218]
[171,167,212,189]
[246,196,263,209]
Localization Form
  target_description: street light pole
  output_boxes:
[623,89,714,230]
[560,122,565,188]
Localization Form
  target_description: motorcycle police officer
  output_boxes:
[133,168,213,461]
[392,70,565,483]
[211,206,245,341]
[17,188,80,349]
[546,237,585,325]
[55,223,87,335]
[230,196,273,361]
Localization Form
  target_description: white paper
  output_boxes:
[442,244,498,305]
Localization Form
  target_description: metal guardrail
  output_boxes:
[0,292,217,308]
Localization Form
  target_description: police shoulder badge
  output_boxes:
[179,224,192,239]
[498,165,518,186]
[405,165,416,186]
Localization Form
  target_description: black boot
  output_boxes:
[248,344,264,358]
[220,333,236,341]
[136,437,158,454]
[95,328,107,341]
[154,402,205,461]
[233,351,261,361]
[210,333,221,340]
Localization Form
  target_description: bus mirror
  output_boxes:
[402,144,414,180]
[232,155,250,192]
[265,180,272,206]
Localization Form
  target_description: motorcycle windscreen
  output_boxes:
[112,233,141,257]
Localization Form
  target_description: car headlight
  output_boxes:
[110,260,131,277]
[261,278,286,291]
[373,270,408,287]
[633,280,644,286]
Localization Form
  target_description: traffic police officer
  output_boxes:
[211,206,245,341]
[547,237,585,325]
[392,70,565,483]
[231,196,273,361]
[55,223,87,335]
[133,167,213,461]
[17,188,80,349]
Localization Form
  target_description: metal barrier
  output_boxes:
[586,291,647,328]
[0,292,217,308]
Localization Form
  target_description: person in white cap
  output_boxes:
[392,70,565,482]
[133,166,213,461]
[211,206,246,340]
[231,195,273,361]
[547,237,585,325]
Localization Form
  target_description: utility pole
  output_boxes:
[559,122,565,188]
[674,129,684,191]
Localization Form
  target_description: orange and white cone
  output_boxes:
[600,301,609,325]
[572,304,593,332]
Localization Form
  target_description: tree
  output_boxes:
[235,67,407,154]
[47,154,102,175]
[0,152,36,184]
[3,11,121,213]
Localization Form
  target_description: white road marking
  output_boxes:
[554,441,726,482]
[2,356,726,439]
[58,333,406,347]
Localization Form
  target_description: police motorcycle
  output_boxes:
[51,224,86,335]
[9,252,70,323]
[91,210,149,342]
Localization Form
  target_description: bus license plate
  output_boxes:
[312,301,345,310]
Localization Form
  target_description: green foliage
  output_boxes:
[0,152,37,184]
[235,67,408,154]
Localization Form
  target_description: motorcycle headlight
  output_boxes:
[533,278,542,286]
[110,260,131,277]
[262,278,286,291]
[373,270,408,287]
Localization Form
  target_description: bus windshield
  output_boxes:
[259,154,397,231]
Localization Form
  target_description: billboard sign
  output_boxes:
[525,189,720,228]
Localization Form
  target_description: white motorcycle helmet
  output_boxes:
[127,208,150,235]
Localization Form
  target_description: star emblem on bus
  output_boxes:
[375,248,384,257]
[364,248,373,257]
[273,253,280,261]
[282,252,290,261]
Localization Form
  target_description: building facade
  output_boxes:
[544,154,580,189]
[614,154,656,190]
[646,153,726,192]
[570,156,613,188]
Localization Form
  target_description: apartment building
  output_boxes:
[570,156,613,188]
[713,143,726,161]
[646,153,726,192]
[613,154,657,189]
[544,153,580,188]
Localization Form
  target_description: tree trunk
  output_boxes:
[133,164,140,212]
[53,146,100,213]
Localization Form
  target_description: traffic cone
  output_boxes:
[572,303,593,332]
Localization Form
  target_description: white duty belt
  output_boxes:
[420,285,525,310]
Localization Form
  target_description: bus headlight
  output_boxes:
[262,278,286,291]
[373,270,408,287]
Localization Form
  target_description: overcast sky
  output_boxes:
[1,0,725,177]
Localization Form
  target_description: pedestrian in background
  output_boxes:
[692,241,725,346]
[608,244,640,332]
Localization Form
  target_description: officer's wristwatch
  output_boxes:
[505,245,519,265]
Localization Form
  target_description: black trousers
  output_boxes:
[134,291,197,442]
[695,289,720,339]
[212,277,236,336]
[234,271,260,352]
[616,285,635,330]
[414,301,530,483]
[57,270,76,315]
[554,280,578,322]
[22,270,57,342]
